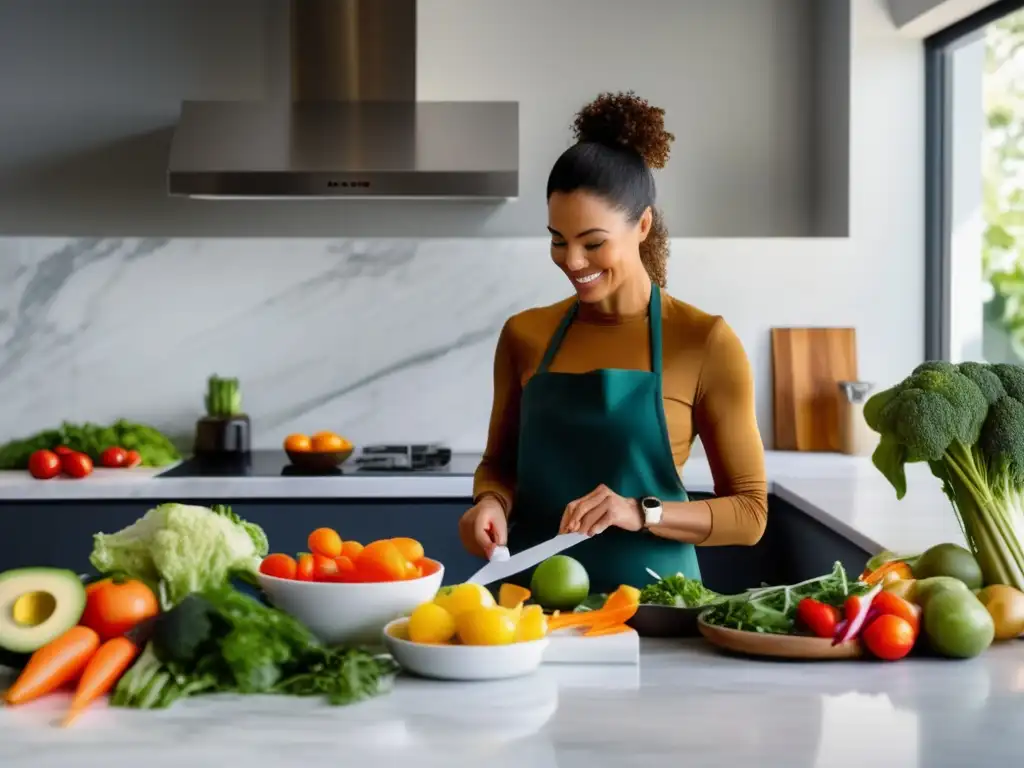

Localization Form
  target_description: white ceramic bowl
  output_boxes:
[382,618,549,681]
[258,560,444,646]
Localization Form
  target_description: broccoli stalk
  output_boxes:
[865,361,1024,591]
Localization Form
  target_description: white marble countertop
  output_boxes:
[0,451,965,556]
[1,637,1020,768]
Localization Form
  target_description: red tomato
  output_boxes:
[28,449,61,480]
[312,554,339,581]
[327,555,358,582]
[100,447,128,468]
[861,614,916,661]
[80,578,159,640]
[871,591,921,635]
[259,553,298,580]
[53,445,74,456]
[124,450,142,468]
[61,452,93,479]
[295,554,315,581]
[796,598,840,639]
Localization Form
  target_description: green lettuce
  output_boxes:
[90,503,268,607]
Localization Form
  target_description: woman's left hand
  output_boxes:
[559,484,643,536]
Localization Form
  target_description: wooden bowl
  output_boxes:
[697,615,863,660]
[286,447,354,471]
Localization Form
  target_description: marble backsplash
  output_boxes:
[0,237,571,452]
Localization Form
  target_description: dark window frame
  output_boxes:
[925,0,1024,360]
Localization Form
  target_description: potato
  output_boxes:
[976,584,1024,641]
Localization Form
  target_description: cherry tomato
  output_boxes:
[259,553,298,580]
[861,614,916,661]
[312,553,338,581]
[100,446,128,468]
[295,554,315,581]
[796,598,840,639]
[53,445,74,456]
[28,449,61,480]
[327,555,358,582]
[124,450,142,468]
[308,528,343,558]
[871,591,921,635]
[61,452,94,479]
[80,578,159,640]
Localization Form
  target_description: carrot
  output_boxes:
[547,603,638,632]
[863,560,914,585]
[62,637,138,727]
[4,626,100,706]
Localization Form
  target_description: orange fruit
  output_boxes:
[391,537,425,563]
[328,555,358,582]
[311,433,345,452]
[284,434,312,452]
[311,554,339,581]
[357,540,410,582]
[308,527,343,558]
[340,540,364,559]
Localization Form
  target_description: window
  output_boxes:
[926,0,1024,363]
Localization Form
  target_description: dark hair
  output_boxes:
[546,91,675,287]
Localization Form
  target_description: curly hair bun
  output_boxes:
[572,91,675,169]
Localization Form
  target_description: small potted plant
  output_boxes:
[193,375,252,456]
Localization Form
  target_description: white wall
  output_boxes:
[0,0,823,238]
[0,0,931,452]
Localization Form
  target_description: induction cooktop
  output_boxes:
[156,450,477,478]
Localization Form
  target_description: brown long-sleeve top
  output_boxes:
[473,292,768,547]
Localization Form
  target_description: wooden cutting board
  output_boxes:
[771,327,858,451]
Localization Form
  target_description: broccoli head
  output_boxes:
[957,362,1006,405]
[979,395,1024,485]
[868,360,1024,591]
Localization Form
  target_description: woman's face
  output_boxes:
[548,190,652,303]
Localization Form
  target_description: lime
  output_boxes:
[530,555,590,611]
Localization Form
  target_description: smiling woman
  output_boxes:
[459,92,769,594]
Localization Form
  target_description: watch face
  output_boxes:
[642,497,660,510]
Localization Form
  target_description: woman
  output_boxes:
[459,92,768,593]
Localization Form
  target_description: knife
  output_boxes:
[466,532,588,586]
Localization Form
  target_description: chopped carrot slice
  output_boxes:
[584,623,633,637]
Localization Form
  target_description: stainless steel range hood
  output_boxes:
[168,0,519,200]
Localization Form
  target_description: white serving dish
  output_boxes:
[382,618,549,681]
[257,560,444,646]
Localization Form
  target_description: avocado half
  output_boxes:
[0,567,87,659]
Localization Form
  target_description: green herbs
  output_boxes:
[0,420,180,469]
[639,569,721,608]
[89,503,269,608]
[700,562,870,634]
[112,586,397,709]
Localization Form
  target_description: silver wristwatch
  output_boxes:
[640,496,663,528]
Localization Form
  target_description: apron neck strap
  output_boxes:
[537,282,664,374]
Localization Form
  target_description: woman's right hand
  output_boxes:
[459,495,508,559]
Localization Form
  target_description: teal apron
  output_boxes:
[508,283,701,595]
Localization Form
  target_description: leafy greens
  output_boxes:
[639,569,722,608]
[112,585,397,709]
[699,561,871,634]
[90,503,269,608]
